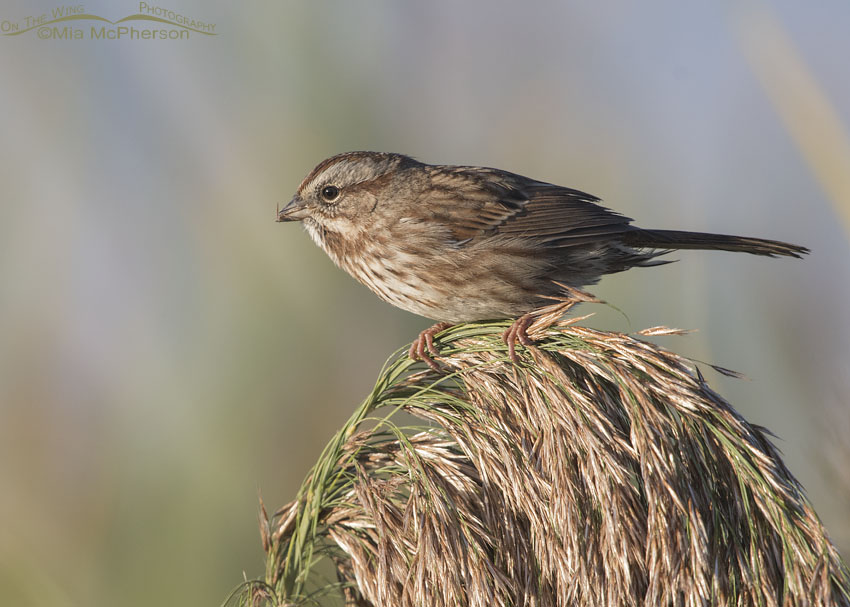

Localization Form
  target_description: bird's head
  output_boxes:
[277,152,421,245]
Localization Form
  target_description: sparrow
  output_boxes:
[277,152,807,368]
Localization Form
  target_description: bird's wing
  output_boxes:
[423,166,635,247]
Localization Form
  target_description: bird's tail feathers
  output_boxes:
[623,229,808,258]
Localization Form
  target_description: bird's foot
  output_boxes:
[409,322,453,371]
[502,314,536,364]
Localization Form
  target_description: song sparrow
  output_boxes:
[277,151,807,368]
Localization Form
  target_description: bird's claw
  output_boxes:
[502,314,536,364]
[410,315,536,369]
[409,322,452,371]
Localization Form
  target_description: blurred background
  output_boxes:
[1,1,848,605]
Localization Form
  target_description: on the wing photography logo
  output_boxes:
[1,3,216,40]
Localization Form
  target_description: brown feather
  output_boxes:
[422,165,634,248]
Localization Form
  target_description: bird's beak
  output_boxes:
[276,196,310,222]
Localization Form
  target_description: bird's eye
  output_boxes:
[321,185,340,202]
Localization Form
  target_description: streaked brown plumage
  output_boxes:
[277,151,807,367]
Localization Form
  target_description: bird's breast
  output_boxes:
[342,245,446,318]
[337,240,548,322]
